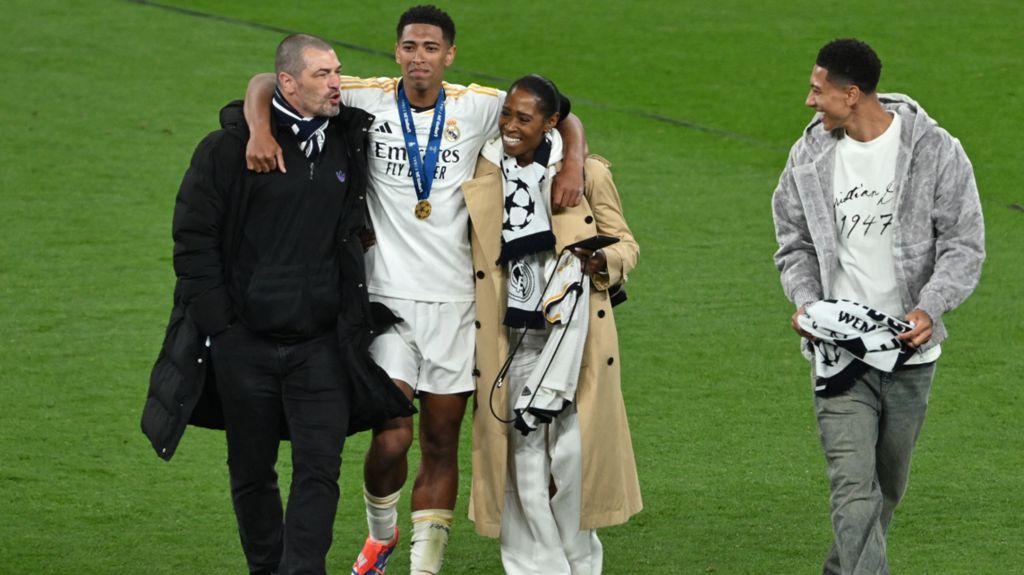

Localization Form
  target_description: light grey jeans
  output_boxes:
[501,333,602,575]
[813,362,936,575]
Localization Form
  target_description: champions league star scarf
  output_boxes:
[491,131,564,329]
[271,88,329,161]
[797,299,915,396]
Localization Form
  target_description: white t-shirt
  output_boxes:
[341,76,505,302]
[831,113,939,364]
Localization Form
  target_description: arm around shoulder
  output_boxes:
[551,113,588,209]
[244,73,285,173]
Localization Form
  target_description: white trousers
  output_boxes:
[500,335,602,575]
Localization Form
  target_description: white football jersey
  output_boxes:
[341,76,505,302]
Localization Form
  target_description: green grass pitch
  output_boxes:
[1,0,1022,573]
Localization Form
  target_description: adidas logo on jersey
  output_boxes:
[374,121,394,134]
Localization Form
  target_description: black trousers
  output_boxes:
[211,325,351,575]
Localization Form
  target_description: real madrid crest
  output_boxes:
[444,118,460,142]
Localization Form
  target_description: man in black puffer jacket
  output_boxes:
[141,33,413,575]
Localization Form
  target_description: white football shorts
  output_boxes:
[368,294,476,395]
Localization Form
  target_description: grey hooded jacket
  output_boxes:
[772,93,985,353]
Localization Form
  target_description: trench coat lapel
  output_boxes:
[463,164,504,269]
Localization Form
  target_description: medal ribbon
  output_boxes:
[396,80,446,203]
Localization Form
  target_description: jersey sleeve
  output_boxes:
[468,84,505,141]
[340,75,397,109]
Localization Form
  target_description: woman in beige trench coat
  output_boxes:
[461,75,642,570]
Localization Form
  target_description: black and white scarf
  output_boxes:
[271,87,329,161]
[798,299,915,396]
[483,131,563,328]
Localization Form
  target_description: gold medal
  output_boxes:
[415,199,432,220]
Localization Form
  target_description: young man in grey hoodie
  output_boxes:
[772,38,984,574]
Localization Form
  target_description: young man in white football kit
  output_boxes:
[243,6,587,573]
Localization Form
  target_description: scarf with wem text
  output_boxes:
[798,299,916,396]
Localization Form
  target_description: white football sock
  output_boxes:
[409,508,453,574]
[364,485,401,543]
